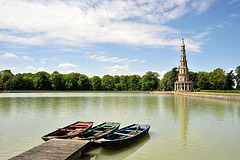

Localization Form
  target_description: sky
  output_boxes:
[0,0,240,79]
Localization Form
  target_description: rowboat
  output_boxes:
[41,121,93,141]
[72,122,120,140]
[95,124,150,149]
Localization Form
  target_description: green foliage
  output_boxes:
[34,72,51,90]
[141,71,159,91]
[90,76,102,90]
[0,78,3,90]
[119,75,129,91]
[2,65,239,91]
[129,75,141,90]
[50,71,65,90]
[197,72,210,90]
[161,67,178,91]
[78,74,90,90]
[189,71,198,89]
[209,68,226,90]
[1,70,14,90]
[64,73,79,90]
[225,70,235,90]
[236,66,240,90]
[102,75,114,91]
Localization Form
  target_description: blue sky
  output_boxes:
[0,0,239,79]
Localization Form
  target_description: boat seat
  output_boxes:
[93,130,104,132]
[69,125,88,127]
[125,129,137,132]
[113,132,134,137]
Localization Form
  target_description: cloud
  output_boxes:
[41,59,47,64]
[22,56,34,61]
[192,31,210,39]
[104,65,130,74]
[229,13,240,18]
[228,0,240,4]
[58,63,79,69]
[25,66,43,72]
[0,0,215,52]
[191,0,215,15]
[2,53,19,59]
[88,54,145,63]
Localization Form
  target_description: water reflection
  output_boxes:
[174,95,189,150]
[75,134,150,160]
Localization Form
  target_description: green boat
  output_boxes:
[71,122,120,140]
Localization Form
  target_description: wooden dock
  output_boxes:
[9,139,91,160]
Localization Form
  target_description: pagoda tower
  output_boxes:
[174,38,194,92]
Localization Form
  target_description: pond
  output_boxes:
[0,93,240,160]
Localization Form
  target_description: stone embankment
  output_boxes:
[149,91,240,102]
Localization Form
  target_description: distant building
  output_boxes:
[174,38,194,92]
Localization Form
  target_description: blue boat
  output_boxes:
[95,124,150,149]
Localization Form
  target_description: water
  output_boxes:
[0,93,240,160]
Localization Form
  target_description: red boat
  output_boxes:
[41,121,93,141]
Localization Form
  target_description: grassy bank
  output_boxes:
[200,90,240,93]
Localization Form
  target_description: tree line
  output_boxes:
[159,66,240,91]
[0,65,239,91]
[0,70,159,91]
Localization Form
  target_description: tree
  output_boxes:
[90,76,102,90]
[102,75,114,91]
[197,71,210,90]
[141,71,160,91]
[50,71,65,90]
[225,70,235,90]
[22,75,34,90]
[161,67,178,91]
[167,67,178,91]
[119,75,129,91]
[78,74,90,90]
[129,75,141,90]
[158,80,164,91]
[189,71,198,89]
[113,75,121,91]
[64,73,79,90]
[0,78,3,90]
[1,70,13,90]
[34,72,52,90]
[236,66,240,90]
[209,68,226,90]
[11,73,24,90]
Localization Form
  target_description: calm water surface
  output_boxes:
[0,93,240,160]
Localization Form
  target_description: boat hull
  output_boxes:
[71,122,120,140]
[41,121,93,141]
[98,124,151,149]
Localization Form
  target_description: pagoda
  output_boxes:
[174,38,194,92]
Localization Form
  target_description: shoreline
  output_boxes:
[148,91,240,102]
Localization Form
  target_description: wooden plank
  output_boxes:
[9,139,91,160]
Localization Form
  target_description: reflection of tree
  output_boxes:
[174,95,189,150]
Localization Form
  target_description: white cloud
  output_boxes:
[25,66,44,72]
[229,13,240,18]
[192,31,210,39]
[88,54,145,63]
[191,0,215,15]
[2,53,19,59]
[0,0,214,52]
[228,0,240,4]
[41,59,47,64]
[22,56,34,61]
[58,63,79,69]
[104,65,130,74]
